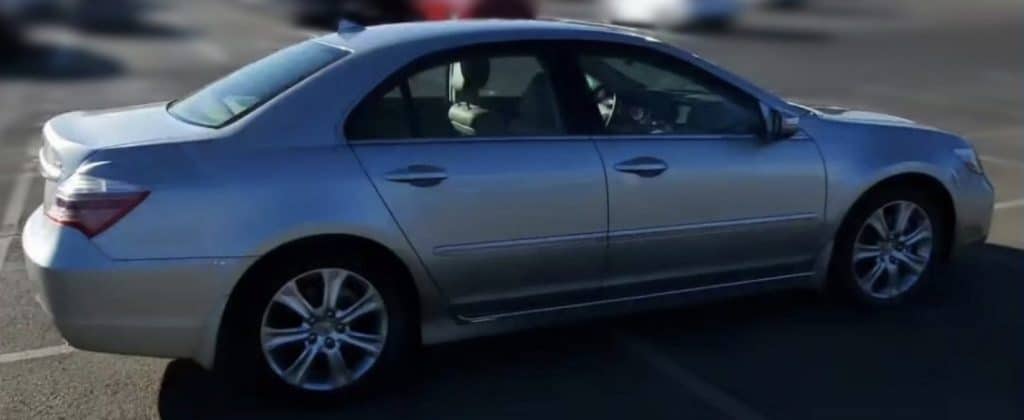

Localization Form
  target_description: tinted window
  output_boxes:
[169,42,347,128]
[579,51,763,136]
[347,52,565,140]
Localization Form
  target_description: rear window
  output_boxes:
[168,41,348,128]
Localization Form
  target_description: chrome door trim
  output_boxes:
[609,213,818,242]
[458,272,814,323]
[434,231,606,256]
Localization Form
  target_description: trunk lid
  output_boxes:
[39,102,214,208]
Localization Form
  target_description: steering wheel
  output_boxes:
[591,84,617,127]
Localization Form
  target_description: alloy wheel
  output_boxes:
[260,268,388,391]
[852,201,934,299]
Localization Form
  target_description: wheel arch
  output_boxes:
[209,234,424,370]
[838,172,957,261]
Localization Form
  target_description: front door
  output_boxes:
[347,45,608,318]
[572,44,827,295]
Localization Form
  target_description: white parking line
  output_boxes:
[0,344,74,365]
[34,294,51,317]
[996,199,1024,211]
[614,332,766,420]
[0,171,34,277]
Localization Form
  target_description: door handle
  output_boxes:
[385,165,448,187]
[614,157,668,178]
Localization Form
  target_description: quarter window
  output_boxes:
[347,52,565,140]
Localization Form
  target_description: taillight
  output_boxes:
[45,173,149,238]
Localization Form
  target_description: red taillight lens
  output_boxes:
[45,174,149,238]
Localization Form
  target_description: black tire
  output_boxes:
[829,187,950,306]
[217,247,416,401]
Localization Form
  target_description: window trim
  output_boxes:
[558,40,769,139]
[344,41,584,143]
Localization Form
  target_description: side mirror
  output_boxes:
[766,109,800,141]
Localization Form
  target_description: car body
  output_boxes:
[24,19,993,397]
[601,0,749,30]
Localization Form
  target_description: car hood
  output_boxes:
[795,103,935,127]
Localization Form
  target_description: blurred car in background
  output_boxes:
[764,0,807,10]
[292,0,418,25]
[416,0,535,20]
[291,0,534,26]
[2,0,61,19]
[601,0,748,31]
[1,0,58,52]
[67,0,144,31]
[0,11,23,53]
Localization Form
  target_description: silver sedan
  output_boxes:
[23,19,993,398]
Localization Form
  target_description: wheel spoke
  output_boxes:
[854,243,882,261]
[274,281,316,319]
[339,290,382,323]
[862,260,885,292]
[326,349,354,384]
[283,344,319,385]
[340,331,384,355]
[893,202,914,235]
[902,225,933,246]
[262,326,310,351]
[893,251,927,275]
[321,270,346,312]
[885,260,900,291]
[866,209,891,238]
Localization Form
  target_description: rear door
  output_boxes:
[347,43,609,319]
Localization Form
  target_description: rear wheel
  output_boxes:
[831,188,949,305]
[220,250,415,399]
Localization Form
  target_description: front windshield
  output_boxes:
[168,41,348,128]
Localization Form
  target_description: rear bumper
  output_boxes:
[22,207,254,368]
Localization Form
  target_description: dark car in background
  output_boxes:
[292,0,418,25]
[0,13,23,53]
[67,0,145,31]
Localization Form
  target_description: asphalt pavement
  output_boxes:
[0,0,1021,418]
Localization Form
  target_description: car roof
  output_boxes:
[314,19,660,54]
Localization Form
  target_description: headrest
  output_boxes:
[451,59,491,98]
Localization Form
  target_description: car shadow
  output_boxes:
[157,243,1023,419]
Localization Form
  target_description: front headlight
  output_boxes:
[954,147,985,175]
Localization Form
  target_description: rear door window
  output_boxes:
[347,51,565,140]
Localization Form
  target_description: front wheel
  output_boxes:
[831,188,949,305]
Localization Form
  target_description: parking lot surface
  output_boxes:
[0,0,1021,418]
